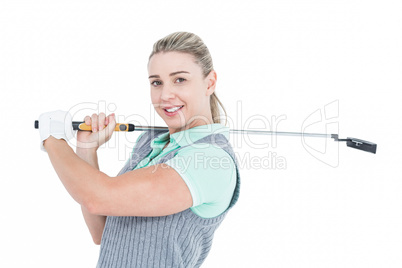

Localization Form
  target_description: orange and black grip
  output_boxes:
[34,120,135,132]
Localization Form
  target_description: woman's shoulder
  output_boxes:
[167,144,236,177]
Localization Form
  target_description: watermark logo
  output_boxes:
[301,100,339,167]
[63,99,340,170]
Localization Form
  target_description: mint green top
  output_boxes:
[130,123,237,218]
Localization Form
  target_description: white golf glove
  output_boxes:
[38,110,74,151]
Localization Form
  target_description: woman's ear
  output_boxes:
[205,70,217,96]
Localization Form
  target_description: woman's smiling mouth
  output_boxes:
[162,105,184,116]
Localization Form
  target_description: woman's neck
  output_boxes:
[168,116,214,135]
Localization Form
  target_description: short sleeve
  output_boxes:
[164,144,236,208]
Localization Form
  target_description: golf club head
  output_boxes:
[346,137,377,154]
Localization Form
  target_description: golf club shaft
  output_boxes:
[34,120,331,138]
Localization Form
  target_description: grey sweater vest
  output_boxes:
[96,129,241,268]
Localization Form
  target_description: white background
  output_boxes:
[1,1,401,267]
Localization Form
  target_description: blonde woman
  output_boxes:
[38,32,240,267]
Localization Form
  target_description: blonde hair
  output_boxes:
[149,32,227,125]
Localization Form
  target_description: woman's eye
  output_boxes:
[151,81,162,86]
[176,78,186,83]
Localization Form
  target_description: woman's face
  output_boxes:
[148,51,216,134]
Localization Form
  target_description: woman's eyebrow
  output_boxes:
[148,71,190,79]
[169,71,190,76]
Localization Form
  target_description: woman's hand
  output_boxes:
[77,113,116,151]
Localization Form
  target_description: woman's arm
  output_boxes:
[44,136,193,217]
[76,147,106,245]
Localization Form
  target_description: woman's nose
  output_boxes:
[160,85,175,101]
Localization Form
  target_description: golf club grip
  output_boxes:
[34,120,135,132]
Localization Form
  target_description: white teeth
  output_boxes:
[165,106,183,112]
